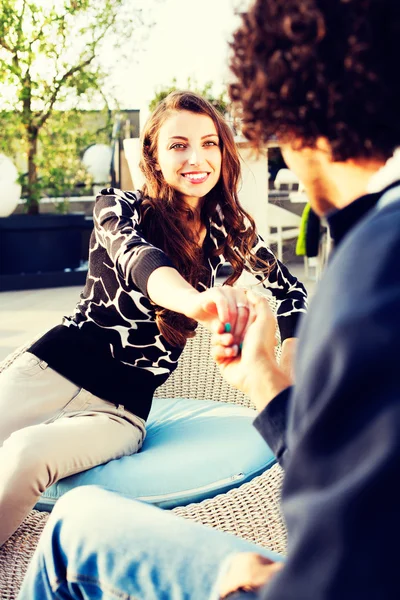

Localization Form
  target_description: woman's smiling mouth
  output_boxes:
[181,172,210,184]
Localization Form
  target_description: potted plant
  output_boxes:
[0,115,99,287]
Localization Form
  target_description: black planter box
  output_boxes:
[0,269,89,291]
[0,214,93,291]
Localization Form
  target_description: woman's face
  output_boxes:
[156,110,222,208]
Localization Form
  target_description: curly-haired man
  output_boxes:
[18,1,400,599]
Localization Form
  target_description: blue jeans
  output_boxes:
[18,486,283,600]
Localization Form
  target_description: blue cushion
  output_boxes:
[36,397,276,511]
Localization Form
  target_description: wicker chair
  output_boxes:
[0,300,287,599]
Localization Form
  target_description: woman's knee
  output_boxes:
[2,426,51,473]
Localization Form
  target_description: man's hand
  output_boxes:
[219,552,284,599]
[211,292,291,411]
[279,337,297,381]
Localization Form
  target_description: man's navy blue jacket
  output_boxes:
[255,183,400,599]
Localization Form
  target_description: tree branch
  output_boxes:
[16,0,27,48]
[0,38,13,53]
[37,52,96,128]
[0,2,24,77]
[36,10,117,129]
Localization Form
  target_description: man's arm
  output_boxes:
[211,293,292,414]
[211,293,292,465]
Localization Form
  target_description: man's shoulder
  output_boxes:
[296,192,400,395]
[305,194,400,338]
[331,194,400,286]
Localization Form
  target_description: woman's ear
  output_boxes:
[155,164,161,172]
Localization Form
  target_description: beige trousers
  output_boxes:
[0,352,146,547]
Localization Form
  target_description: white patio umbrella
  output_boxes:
[0,154,21,217]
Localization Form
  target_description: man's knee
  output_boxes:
[50,486,136,535]
[51,486,163,541]
[44,487,111,548]
[52,485,112,519]
[47,486,146,556]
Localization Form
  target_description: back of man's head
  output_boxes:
[229,0,400,162]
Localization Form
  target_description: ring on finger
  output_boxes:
[236,302,249,310]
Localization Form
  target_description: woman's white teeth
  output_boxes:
[183,173,208,181]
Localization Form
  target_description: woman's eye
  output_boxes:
[204,141,218,147]
[170,143,186,150]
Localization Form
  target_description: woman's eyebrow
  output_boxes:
[168,136,189,141]
[168,134,219,141]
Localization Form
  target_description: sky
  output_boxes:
[107,0,244,121]
[0,0,247,124]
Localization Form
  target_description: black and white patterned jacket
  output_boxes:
[30,189,307,420]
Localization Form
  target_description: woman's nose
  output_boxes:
[188,149,201,165]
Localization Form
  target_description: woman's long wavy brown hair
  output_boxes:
[138,90,272,347]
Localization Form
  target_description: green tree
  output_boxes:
[34,108,112,201]
[0,0,153,214]
[149,77,230,115]
[0,106,113,208]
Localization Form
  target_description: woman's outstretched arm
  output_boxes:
[147,266,252,345]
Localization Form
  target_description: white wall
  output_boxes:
[237,144,270,240]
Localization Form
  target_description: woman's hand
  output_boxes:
[181,286,253,346]
[147,267,253,344]
[211,292,291,411]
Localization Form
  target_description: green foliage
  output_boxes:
[148,78,230,115]
[0,107,113,208]
[0,112,25,164]
[54,197,71,214]
[33,109,110,198]
[0,0,149,213]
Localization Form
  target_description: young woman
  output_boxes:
[0,91,307,546]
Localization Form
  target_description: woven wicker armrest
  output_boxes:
[0,511,49,599]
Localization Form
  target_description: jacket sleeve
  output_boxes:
[253,387,291,467]
[244,234,308,341]
[93,189,176,296]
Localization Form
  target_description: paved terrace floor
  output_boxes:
[0,263,316,363]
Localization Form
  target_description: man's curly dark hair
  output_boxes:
[229,0,400,161]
